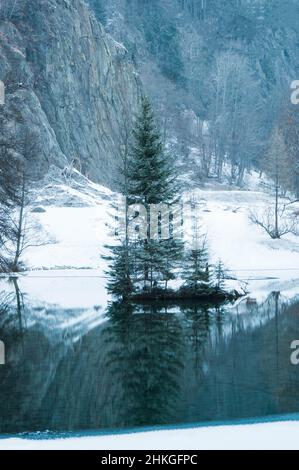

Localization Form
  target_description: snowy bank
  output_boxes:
[22,176,299,300]
[1,419,299,450]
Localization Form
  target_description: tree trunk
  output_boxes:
[274,167,279,239]
[12,178,25,271]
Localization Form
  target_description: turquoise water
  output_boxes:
[0,282,298,435]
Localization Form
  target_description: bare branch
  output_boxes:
[249,205,298,239]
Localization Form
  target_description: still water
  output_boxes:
[0,278,298,435]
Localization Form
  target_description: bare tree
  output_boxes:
[251,128,296,239]
[0,138,24,272]
[3,132,54,272]
[7,189,54,272]
[250,204,297,239]
[281,105,299,198]
[210,52,261,184]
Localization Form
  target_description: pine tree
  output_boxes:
[182,233,210,290]
[128,97,178,205]
[104,129,134,300]
[104,97,183,298]
[213,259,228,290]
[104,244,134,300]
[127,97,183,292]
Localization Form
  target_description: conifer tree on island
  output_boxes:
[104,125,134,300]
[182,232,210,291]
[213,259,228,290]
[105,97,184,299]
[127,97,183,295]
[105,98,238,302]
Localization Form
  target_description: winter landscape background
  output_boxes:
[1,0,299,449]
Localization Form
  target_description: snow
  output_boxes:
[185,187,299,301]
[24,207,110,270]
[0,270,108,309]
[0,271,108,345]
[1,419,299,450]
[15,174,299,304]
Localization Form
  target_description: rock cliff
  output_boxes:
[0,0,140,184]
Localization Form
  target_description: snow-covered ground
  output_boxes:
[19,169,299,303]
[0,269,108,309]
[1,419,299,450]
[193,187,299,301]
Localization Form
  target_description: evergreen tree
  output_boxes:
[127,97,183,292]
[104,97,183,298]
[104,128,135,300]
[104,244,134,300]
[213,259,228,290]
[128,97,177,205]
[182,233,210,289]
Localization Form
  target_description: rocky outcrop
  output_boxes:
[0,0,141,185]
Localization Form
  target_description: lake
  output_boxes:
[0,276,298,435]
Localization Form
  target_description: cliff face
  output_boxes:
[0,0,140,185]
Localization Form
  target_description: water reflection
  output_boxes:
[0,284,299,434]
[104,302,184,427]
